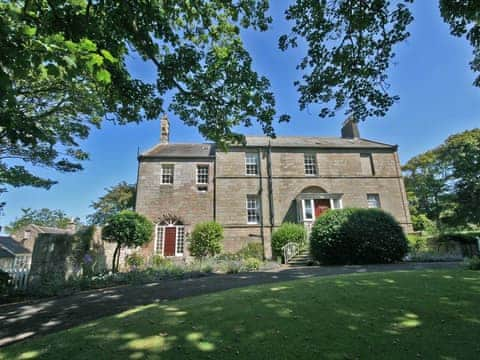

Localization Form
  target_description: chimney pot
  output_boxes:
[161,114,170,144]
[341,116,360,139]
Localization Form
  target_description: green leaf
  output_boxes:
[95,69,111,83]
[100,49,117,63]
[23,26,37,37]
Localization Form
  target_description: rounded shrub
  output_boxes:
[189,221,223,258]
[310,208,408,265]
[271,222,306,257]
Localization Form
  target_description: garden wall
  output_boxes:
[28,227,128,288]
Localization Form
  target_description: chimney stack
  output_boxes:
[341,116,360,139]
[160,114,170,144]
[67,218,76,234]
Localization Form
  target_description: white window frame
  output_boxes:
[161,164,174,185]
[175,226,185,256]
[154,224,165,255]
[196,165,209,185]
[330,198,343,210]
[245,153,259,176]
[304,153,317,176]
[302,199,314,221]
[367,194,381,208]
[246,195,260,224]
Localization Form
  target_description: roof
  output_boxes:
[0,236,30,255]
[140,137,395,159]
[140,143,216,158]
[241,136,396,149]
[29,224,72,234]
[0,248,14,258]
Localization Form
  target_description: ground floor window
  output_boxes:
[246,195,260,224]
[176,227,185,255]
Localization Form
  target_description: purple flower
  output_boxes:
[83,254,93,264]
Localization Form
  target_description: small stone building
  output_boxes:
[0,236,31,270]
[135,116,412,259]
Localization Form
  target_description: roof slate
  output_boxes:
[242,136,395,149]
[0,236,30,255]
[140,136,395,158]
[141,143,216,158]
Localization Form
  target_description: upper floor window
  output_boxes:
[246,195,260,224]
[196,165,209,184]
[304,153,317,175]
[367,194,381,208]
[360,153,375,176]
[161,164,174,184]
[245,153,259,176]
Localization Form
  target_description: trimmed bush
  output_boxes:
[189,221,223,258]
[271,222,306,257]
[126,252,145,269]
[236,243,264,260]
[310,208,408,265]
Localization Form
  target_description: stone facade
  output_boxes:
[135,118,412,260]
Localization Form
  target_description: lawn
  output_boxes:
[1,269,480,359]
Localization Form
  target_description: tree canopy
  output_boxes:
[5,207,77,234]
[2,0,480,212]
[102,210,153,272]
[280,0,480,121]
[87,182,136,225]
[403,128,480,228]
[0,0,286,204]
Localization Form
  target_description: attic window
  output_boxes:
[23,230,31,240]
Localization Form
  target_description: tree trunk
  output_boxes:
[116,246,121,272]
[112,243,120,273]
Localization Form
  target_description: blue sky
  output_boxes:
[2,1,479,229]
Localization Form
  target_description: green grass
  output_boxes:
[2,270,480,359]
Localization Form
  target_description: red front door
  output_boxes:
[314,199,330,218]
[164,227,176,256]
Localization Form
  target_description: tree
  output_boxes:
[5,208,76,234]
[440,128,480,225]
[189,221,223,258]
[402,150,449,223]
[280,1,480,121]
[87,182,136,225]
[102,210,153,272]
[1,1,287,205]
[403,128,480,228]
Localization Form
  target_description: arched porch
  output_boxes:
[295,186,343,233]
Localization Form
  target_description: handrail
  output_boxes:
[281,242,299,264]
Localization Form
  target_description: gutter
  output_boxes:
[267,141,275,234]
[257,148,265,259]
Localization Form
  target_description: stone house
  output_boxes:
[135,116,412,259]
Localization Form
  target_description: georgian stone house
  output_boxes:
[135,116,412,259]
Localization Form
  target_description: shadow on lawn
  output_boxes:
[1,269,480,359]
[0,262,462,349]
